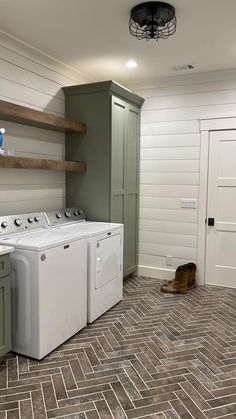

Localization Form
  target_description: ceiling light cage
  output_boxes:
[129,2,176,41]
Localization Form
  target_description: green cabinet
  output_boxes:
[63,81,144,277]
[0,255,11,357]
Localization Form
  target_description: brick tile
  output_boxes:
[175,389,207,419]
[7,410,19,419]
[19,399,33,419]
[69,359,85,382]
[31,389,47,419]
[61,366,77,391]
[204,403,236,418]
[111,381,134,410]
[126,401,171,418]
[103,389,127,418]
[42,382,57,410]
[95,400,113,419]
[47,401,94,418]
[118,373,141,400]
[85,410,100,419]
[52,375,67,401]
[133,391,177,408]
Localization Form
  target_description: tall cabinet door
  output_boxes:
[110,96,126,225]
[111,96,140,276]
[125,104,140,275]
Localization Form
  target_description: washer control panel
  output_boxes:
[0,212,46,235]
[44,208,85,226]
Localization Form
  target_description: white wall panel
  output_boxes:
[134,76,236,98]
[0,32,90,86]
[0,185,65,203]
[140,160,200,173]
[139,196,197,210]
[0,198,65,215]
[140,133,200,148]
[141,120,199,135]
[139,254,195,270]
[140,172,199,185]
[139,231,197,248]
[139,208,198,223]
[0,169,65,185]
[143,89,236,111]
[139,219,198,235]
[0,37,83,216]
[136,71,236,278]
[141,103,236,123]
[141,147,200,160]
[139,242,196,260]
[0,78,64,115]
[140,184,199,198]
[0,53,64,99]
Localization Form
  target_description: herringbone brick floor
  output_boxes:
[1,276,236,419]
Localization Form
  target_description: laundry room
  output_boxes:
[0,1,236,418]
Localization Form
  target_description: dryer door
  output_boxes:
[95,233,122,289]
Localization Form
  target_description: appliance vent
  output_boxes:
[171,64,194,71]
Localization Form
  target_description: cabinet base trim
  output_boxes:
[124,265,137,278]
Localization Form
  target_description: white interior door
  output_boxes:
[206,130,236,288]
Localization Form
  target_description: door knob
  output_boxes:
[208,218,215,226]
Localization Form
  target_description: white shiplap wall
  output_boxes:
[2,31,236,279]
[134,70,236,279]
[0,31,91,215]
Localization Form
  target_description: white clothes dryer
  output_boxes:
[0,212,88,359]
[44,208,123,323]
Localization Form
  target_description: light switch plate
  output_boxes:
[180,199,198,209]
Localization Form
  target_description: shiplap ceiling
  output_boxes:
[0,0,236,85]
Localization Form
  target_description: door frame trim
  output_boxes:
[197,116,236,284]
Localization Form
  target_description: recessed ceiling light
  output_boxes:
[126,60,138,68]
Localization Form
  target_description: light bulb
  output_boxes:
[126,60,138,68]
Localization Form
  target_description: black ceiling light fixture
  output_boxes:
[129,2,177,41]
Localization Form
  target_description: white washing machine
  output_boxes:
[44,208,123,323]
[0,212,88,359]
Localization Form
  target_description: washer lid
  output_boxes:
[52,221,123,237]
[0,228,88,251]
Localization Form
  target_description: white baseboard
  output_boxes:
[138,265,175,280]
[138,265,203,286]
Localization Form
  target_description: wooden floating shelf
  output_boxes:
[0,156,86,173]
[0,99,86,133]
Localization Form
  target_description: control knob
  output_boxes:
[28,217,34,223]
[34,216,40,222]
[74,211,78,216]
[1,221,8,229]
[65,211,72,218]
[15,218,23,227]
[56,213,62,219]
